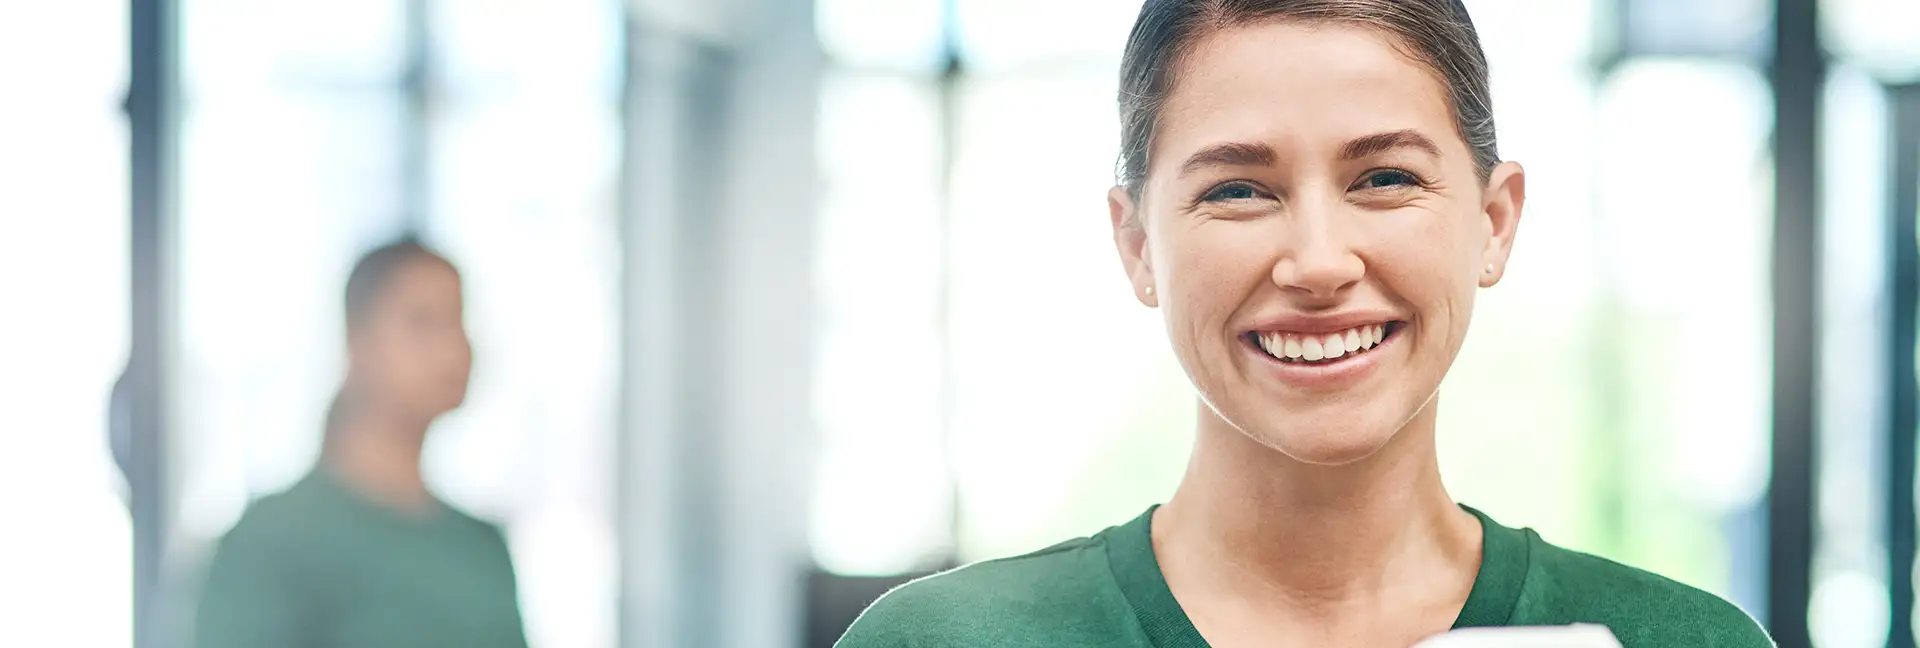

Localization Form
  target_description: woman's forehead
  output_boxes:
[1154,22,1459,162]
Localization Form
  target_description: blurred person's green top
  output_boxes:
[836,506,1771,648]
[192,469,528,648]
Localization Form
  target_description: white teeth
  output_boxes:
[1256,322,1394,363]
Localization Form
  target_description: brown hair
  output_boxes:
[1115,0,1499,198]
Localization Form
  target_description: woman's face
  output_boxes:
[351,257,473,423]
[1109,22,1524,465]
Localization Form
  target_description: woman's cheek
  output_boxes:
[1159,229,1262,346]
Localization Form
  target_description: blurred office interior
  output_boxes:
[0,0,1917,646]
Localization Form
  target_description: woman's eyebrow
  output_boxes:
[1178,141,1277,177]
[1178,130,1441,178]
[1339,129,1442,161]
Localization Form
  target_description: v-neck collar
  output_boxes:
[1105,504,1531,647]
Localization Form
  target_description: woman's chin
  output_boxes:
[1270,433,1395,466]
[1237,414,1404,466]
[1205,390,1427,466]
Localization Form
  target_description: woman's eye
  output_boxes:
[1357,169,1420,190]
[1202,182,1261,202]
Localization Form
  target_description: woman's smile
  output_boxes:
[1240,318,1409,390]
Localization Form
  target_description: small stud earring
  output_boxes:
[1145,285,1155,296]
[1485,264,1496,275]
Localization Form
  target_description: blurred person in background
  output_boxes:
[839,1,1771,647]
[191,238,527,648]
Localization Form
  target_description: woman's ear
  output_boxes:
[1109,186,1158,307]
[1478,161,1526,288]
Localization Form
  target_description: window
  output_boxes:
[426,2,624,644]
[945,62,1188,561]
[173,0,409,548]
[1822,0,1920,81]
[1808,66,1895,648]
[809,71,952,575]
[0,3,132,645]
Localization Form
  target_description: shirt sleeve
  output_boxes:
[833,582,961,648]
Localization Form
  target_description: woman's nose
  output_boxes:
[1270,207,1363,299]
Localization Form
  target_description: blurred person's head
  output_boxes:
[324,237,472,451]
[1106,0,1524,465]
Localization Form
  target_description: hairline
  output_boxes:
[1129,13,1493,204]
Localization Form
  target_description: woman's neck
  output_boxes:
[1154,400,1481,643]
[324,414,435,514]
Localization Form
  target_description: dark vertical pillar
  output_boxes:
[126,0,177,646]
[673,37,732,648]
[1886,82,1920,648]
[615,15,640,646]
[1768,0,1823,645]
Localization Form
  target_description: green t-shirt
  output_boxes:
[191,470,528,648]
[837,505,1772,647]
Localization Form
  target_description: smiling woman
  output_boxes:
[835,1,1774,647]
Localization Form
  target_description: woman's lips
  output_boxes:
[1242,321,1406,389]
[1247,321,1399,364]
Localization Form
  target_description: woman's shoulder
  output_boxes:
[219,476,340,541]
[834,530,1143,647]
[1516,530,1772,647]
